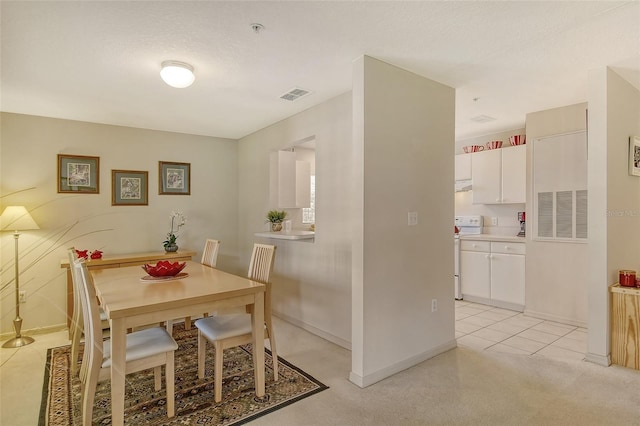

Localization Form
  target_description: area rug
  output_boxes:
[39,323,328,425]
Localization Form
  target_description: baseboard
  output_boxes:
[461,294,493,306]
[523,308,587,328]
[272,310,351,350]
[0,323,67,341]
[461,294,524,312]
[349,339,457,388]
[585,352,611,366]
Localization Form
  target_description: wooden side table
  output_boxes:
[610,283,640,370]
[61,251,196,332]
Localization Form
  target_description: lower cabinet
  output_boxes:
[460,241,491,299]
[460,240,525,310]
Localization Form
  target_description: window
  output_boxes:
[302,175,315,224]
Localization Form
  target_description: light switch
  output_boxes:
[408,211,418,226]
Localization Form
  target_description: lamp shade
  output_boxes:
[160,61,195,88]
[0,206,40,232]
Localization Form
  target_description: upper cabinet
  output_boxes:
[472,145,526,204]
[270,150,311,208]
[454,153,472,181]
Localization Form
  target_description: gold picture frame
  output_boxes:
[57,154,100,193]
[111,170,149,206]
[159,161,191,195]
[629,136,640,177]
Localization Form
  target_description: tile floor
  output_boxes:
[455,299,587,361]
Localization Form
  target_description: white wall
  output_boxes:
[455,128,526,236]
[524,103,589,326]
[587,67,640,365]
[237,93,353,349]
[351,56,456,387]
[0,113,239,335]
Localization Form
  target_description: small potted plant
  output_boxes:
[266,210,287,232]
[163,211,186,252]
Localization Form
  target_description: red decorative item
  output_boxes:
[142,261,186,277]
[486,140,503,150]
[619,270,636,287]
[90,250,103,259]
[509,135,526,146]
[75,249,89,259]
[463,145,484,153]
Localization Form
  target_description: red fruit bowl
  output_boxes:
[142,261,186,277]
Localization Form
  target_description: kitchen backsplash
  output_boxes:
[455,190,524,237]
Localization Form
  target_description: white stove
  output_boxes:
[455,215,484,236]
[454,215,483,299]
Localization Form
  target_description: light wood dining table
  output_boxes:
[91,260,266,426]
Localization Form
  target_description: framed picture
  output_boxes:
[111,170,148,206]
[57,154,100,193]
[629,136,640,177]
[159,161,191,195]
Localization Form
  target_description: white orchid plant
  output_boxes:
[163,211,187,248]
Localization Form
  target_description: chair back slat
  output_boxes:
[73,259,104,378]
[68,247,85,379]
[247,243,276,284]
[201,239,221,268]
[68,248,82,329]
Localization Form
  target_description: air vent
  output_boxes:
[470,115,496,123]
[280,87,311,102]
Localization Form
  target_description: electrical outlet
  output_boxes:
[408,211,418,226]
[431,299,437,312]
[19,290,26,304]
[491,217,498,226]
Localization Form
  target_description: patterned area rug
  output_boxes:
[39,323,328,425]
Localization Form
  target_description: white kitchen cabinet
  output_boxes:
[501,145,526,204]
[455,153,472,181]
[460,239,526,310]
[460,241,491,299]
[295,160,311,207]
[270,150,311,208]
[489,242,525,306]
[472,145,525,204]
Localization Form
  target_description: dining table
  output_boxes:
[91,260,266,426]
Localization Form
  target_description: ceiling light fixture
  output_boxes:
[160,61,195,88]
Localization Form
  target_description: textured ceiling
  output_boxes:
[1,1,639,140]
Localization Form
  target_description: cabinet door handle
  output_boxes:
[486,254,491,259]
[504,245,510,250]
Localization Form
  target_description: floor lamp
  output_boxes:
[1,206,40,348]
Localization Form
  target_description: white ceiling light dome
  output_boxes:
[160,61,195,88]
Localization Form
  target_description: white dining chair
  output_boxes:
[201,238,221,268]
[68,248,109,378]
[194,243,277,402]
[167,238,222,335]
[73,258,178,424]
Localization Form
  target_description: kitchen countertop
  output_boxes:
[254,230,315,240]
[458,234,525,243]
